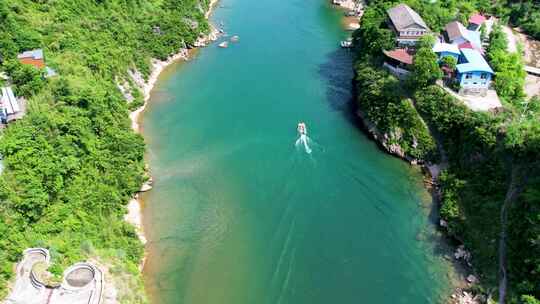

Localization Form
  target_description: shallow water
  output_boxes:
[141,0,452,303]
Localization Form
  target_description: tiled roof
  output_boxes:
[456,48,493,74]
[445,21,482,50]
[17,49,44,60]
[387,4,429,31]
[383,48,414,65]
[464,30,482,49]
[445,21,468,42]
[469,13,486,25]
[458,41,484,54]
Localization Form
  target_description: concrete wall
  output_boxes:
[383,62,411,79]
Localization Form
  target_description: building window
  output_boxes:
[473,82,478,85]
[480,73,487,79]
[465,73,472,79]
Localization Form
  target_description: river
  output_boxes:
[141,0,453,303]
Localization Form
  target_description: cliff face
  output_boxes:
[0,0,211,301]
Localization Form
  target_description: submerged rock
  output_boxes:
[454,245,471,261]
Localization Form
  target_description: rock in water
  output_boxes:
[466,274,478,284]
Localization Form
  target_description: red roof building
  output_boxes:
[469,13,486,26]
[468,13,487,31]
[17,49,45,69]
[382,48,415,79]
[383,48,414,65]
[458,42,484,55]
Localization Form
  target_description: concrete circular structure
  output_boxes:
[63,264,95,289]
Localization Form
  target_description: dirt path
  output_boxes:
[515,30,540,67]
[502,25,518,53]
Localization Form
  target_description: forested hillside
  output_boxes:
[0,0,210,301]
[355,1,540,303]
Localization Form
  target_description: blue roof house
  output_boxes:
[433,42,461,60]
[456,49,494,95]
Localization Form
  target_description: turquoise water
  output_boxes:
[141,0,451,303]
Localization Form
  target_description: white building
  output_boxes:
[387,4,430,46]
[1,87,21,123]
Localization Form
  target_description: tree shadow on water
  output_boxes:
[317,48,360,126]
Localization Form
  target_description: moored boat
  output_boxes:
[340,38,353,48]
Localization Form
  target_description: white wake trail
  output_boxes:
[295,134,312,154]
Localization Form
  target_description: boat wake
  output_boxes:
[295,122,313,154]
[295,134,312,154]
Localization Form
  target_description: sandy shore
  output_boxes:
[125,0,220,256]
[128,50,189,132]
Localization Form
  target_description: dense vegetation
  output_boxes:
[496,0,540,40]
[355,59,437,160]
[354,1,540,303]
[0,0,211,301]
[486,24,527,104]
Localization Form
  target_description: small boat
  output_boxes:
[218,41,229,48]
[297,122,307,135]
[340,39,353,48]
[230,35,240,42]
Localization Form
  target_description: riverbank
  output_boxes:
[124,0,220,262]
[348,4,494,303]
[353,70,479,303]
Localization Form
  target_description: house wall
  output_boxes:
[387,19,429,46]
[398,28,427,37]
[397,38,420,46]
[458,71,491,89]
[0,108,7,123]
[19,58,45,69]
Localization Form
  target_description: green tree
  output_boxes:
[489,50,526,102]
[521,296,540,304]
[441,55,457,70]
[487,23,508,59]
[409,37,442,88]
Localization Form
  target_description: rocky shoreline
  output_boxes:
[355,91,483,304]
[342,3,481,301]
[123,0,220,266]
